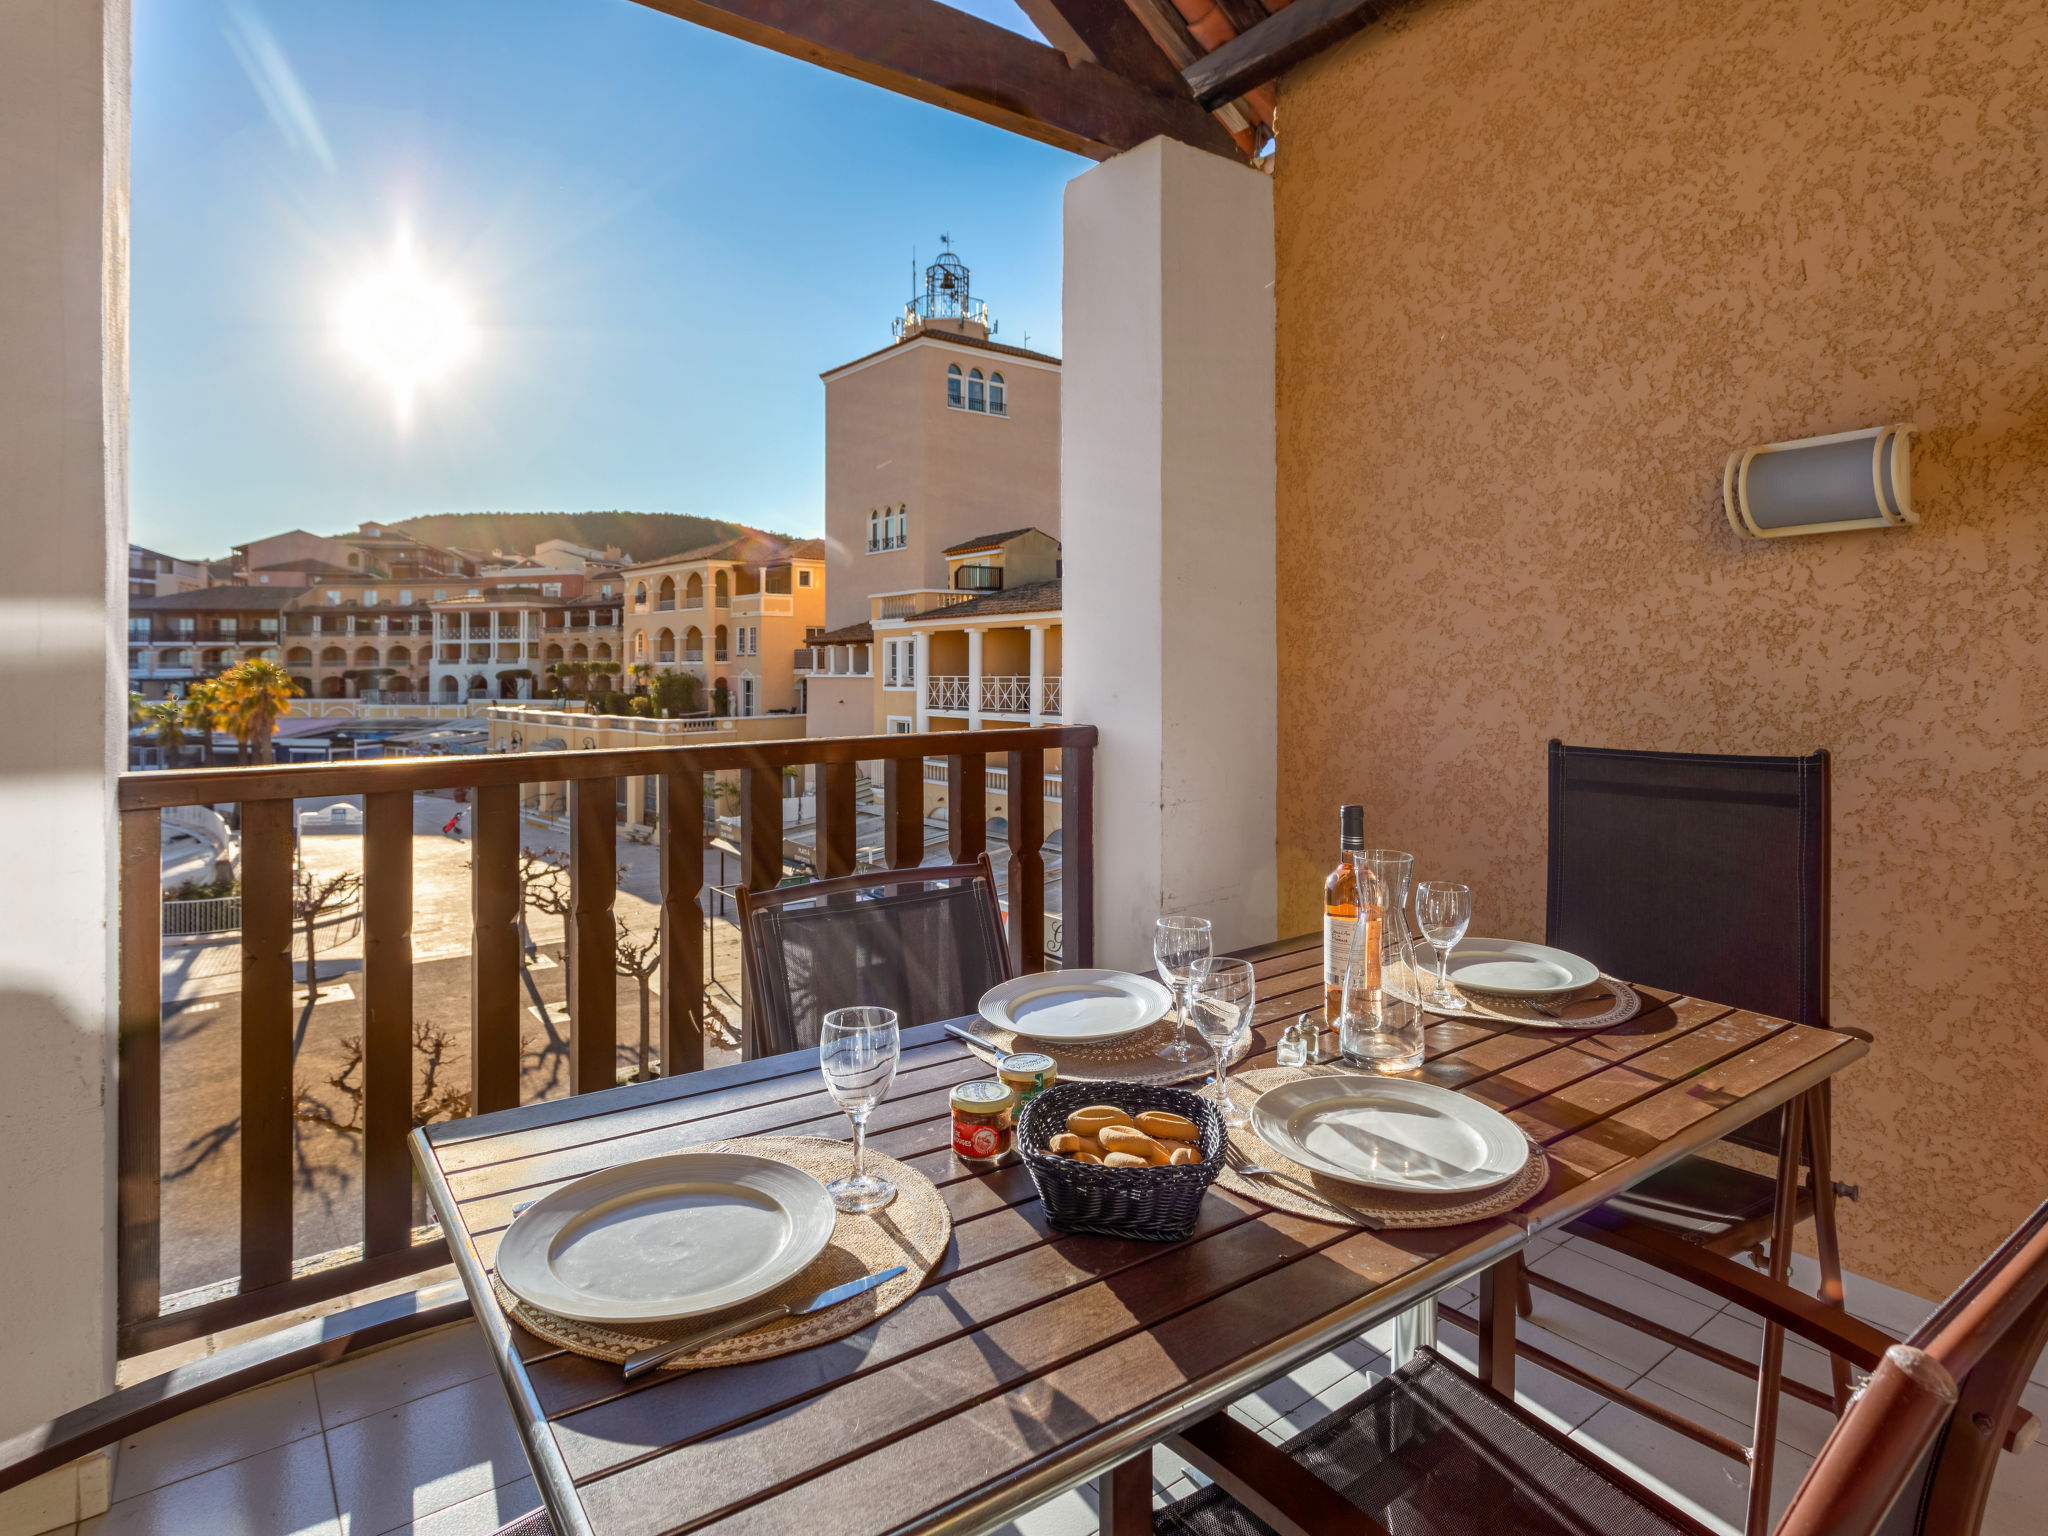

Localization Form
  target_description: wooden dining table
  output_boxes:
[412,934,1868,1536]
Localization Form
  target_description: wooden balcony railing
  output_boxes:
[114,725,1094,1358]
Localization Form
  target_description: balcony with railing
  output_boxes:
[927,674,971,711]
[877,590,976,621]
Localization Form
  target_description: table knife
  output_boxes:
[622,1265,909,1380]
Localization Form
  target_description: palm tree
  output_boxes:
[179,684,220,766]
[145,700,186,768]
[629,662,652,695]
[219,658,299,765]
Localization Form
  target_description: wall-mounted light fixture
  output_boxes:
[1724,423,1917,539]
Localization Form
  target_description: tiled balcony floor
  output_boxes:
[68,1230,2048,1536]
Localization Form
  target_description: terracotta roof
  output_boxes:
[943,527,1046,556]
[250,558,357,576]
[130,586,301,612]
[623,530,802,572]
[823,328,1061,380]
[811,621,874,646]
[899,579,1061,622]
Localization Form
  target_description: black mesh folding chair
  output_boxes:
[735,855,1013,1059]
[1156,1198,2048,1536]
[1540,742,1844,1267]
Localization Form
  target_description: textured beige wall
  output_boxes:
[1274,0,2048,1296]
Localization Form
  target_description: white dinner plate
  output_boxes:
[1442,938,1602,999]
[1250,1076,1530,1194]
[978,969,1174,1044]
[495,1152,836,1325]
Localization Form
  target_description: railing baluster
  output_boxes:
[239,799,296,1291]
[658,773,706,1077]
[1062,743,1096,967]
[948,750,987,863]
[1007,749,1047,973]
[738,759,783,895]
[469,784,523,1114]
[883,756,923,869]
[816,760,857,878]
[568,778,617,1094]
[118,807,163,1340]
[362,790,414,1256]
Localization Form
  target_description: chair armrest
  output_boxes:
[0,1282,469,1495]
[1170,1412,1392,1536]
[1577,1211,1893,1368]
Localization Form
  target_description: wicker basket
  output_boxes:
[1016,1080,1225,1241]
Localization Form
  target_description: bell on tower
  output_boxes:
[894,235,995,342]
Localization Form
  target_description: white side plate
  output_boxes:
[1250,1076,1530,1194]
[1443,938,1602,999]
[978,969,1174,1043]
[495,1152,836,1325]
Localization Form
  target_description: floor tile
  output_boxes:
[112,1374,325,1500]
[325,1375,530,1536]
[1571,1394,1812,1536]
[996,1485,1099,1536]
[313,1325,496,1429]
[1535,1243,1721,1334]
[1638,1340,1841,1457]
[81,1435,341,1536]
[382,1478,539,1536]
[1983,1441,2048,1536]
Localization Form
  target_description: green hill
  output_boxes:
[377,510,791,565]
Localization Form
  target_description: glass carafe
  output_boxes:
[1337,849,1424,1072]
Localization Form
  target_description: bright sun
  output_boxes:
[338,234,473,422]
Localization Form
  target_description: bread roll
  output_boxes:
[1099,1126,1169,1164]
[1049,1132,1103,1156]
[1074,1151,1104,1165]
[1169,1146,1201,1166]
[1135,1111,1200,1143]
[1102,1151,1152,1168]
[1066,1105,1135,1138]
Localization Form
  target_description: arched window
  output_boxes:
[714,570,730,606]
[633,581,647,609]
[967,368,986,412]
[869,510,881,551]
[988,372,1006,415]
[894,505,908,546]
[632,631,645,657]
[714,625,730,661]
[947,364,963,408]
[684,572,703,608]
[657,576,675,610]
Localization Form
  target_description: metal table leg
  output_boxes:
[1393,1294,1438,1366]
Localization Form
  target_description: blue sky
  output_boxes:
[131,0,1078,558]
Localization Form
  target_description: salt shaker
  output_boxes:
[1277,1019,1314,1067]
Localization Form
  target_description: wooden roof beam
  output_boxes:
[629,0,1243,162]
[1182,0,1399,110]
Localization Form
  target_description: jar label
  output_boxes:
[954,1121,1002,1158]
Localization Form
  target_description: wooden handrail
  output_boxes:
[116,725,1092,1356]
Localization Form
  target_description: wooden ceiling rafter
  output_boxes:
[1181,0,1400,111]
[626,0,1242,161]
[1113,0,1267,140]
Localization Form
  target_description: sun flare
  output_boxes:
[338,233,473,423]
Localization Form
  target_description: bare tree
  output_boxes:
[293,865,362,1007]
[293,1021,473,1227]
[614,919,661,1082]
[515,845,569,960]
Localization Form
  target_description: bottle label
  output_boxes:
[1323,915,1352,986]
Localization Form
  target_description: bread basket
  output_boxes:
[1015,1080,1224,1241]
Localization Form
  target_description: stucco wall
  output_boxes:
[1274,0,2048,1296]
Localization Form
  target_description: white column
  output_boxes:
[1063,137,1277,969]
[913,631,931,732]
[0,0,125,1512]
[1026,624,1046,727]
[965,626,984,730]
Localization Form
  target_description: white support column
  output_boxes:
[0,0,126,1519]
[1026,624,1046,727]
[966,626,985,730]
[1063,137,1278,970]
[913,631,931,732]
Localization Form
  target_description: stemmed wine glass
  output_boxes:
[1153,915,1214,1062]
[819,1006,900,1213]
[1413,882,1473,1011]
[1190,958,1256,1125]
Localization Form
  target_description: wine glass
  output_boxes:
[819,1006,900,1213]
[1413,882,1473,1011]
[1190,958,1256,1125]
[1153,915,1214,1062]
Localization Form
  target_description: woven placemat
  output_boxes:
[491,1136,949,1370]
[955,1017,1252,1085]
[1387,957,1640,1031]
[1202,1068,1549,1229]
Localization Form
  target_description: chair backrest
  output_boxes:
[1546,741,1830,1030]
[1774,1197,2048,1536]
[736,856,1013,1059]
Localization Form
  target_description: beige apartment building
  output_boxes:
[622,533,825,717]
[804,247,1062,743]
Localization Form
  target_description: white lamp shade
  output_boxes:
[1725,423,1917,539]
